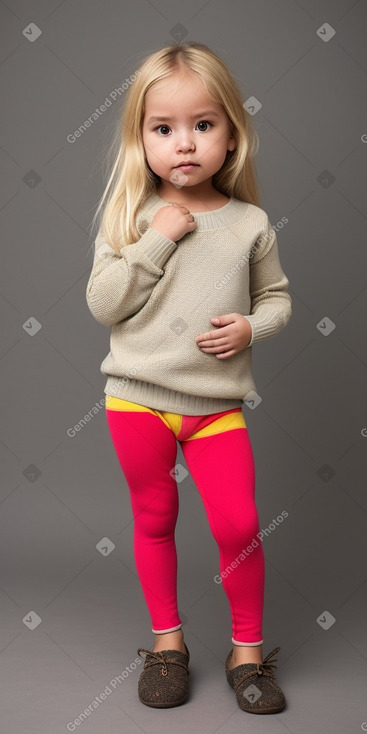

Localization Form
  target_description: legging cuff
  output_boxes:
[152,624,182,634]
[232,638,263,646]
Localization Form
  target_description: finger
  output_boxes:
[199,343,231,352]
[196,332,219,343]
[216,350,235,358]
[197,337,228,347]
[197,326,228,342]
[200,346,231,356]
[170,202,189,211]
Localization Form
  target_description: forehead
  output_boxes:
[144,72,223,116]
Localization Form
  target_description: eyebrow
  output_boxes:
[147,111,221,124]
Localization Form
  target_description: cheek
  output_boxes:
[142,133,149,153]
[144,140,159,165]
[144,134,160,153]
[205,135,224,155]
[151,142,170,164]
[143,130,157,147]
[206,146,224,165]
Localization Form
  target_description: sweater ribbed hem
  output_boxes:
[104,376,244,416]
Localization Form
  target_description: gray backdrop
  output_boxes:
[1,1,366,732]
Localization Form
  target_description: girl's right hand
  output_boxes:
[151,203,197,243]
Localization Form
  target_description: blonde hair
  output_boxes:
[91,42,262,254]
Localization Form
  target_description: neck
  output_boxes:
[145,191,248,231]
[156,185,226,208]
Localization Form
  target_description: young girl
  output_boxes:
[86,42,292,714]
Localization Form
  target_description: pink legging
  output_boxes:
[105,397,265,645]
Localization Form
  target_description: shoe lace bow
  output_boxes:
[137,647,189,677]
[232,646,280,691]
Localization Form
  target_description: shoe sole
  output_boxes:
[236,702,286,714]
[138,692,189,708]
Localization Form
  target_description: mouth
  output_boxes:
[175,163,200,170]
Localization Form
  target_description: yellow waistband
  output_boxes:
[105,395,246,440]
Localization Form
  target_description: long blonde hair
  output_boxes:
[91,42,262,255]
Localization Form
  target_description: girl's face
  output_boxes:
[142,71,236,197]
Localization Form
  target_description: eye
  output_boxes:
[154,124,171,135]
[153,120,213,135]
[196,120,212,131]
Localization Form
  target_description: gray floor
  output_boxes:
[2,474,366,734]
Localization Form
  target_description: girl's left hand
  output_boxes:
[195,313,252,358]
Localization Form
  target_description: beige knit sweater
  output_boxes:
[86,191,292,415]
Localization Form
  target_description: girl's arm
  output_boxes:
[86,228,177,327]
[243,219,292,346]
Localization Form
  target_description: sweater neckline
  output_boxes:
[146,191,247,231]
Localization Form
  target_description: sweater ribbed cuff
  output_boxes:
[242,316,254,347]
[131,227,177,270]
[243,306,287,346]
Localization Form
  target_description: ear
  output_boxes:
[227,123,236,152]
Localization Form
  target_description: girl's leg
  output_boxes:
[105,407,183,635]
[181,425,265,646]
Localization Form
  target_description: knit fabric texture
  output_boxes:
[86,191,292,415]
[137,645,190,707]
[225,645,286,713]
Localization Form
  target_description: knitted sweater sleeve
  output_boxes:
[86,227,177,327]
[243,217,292,347]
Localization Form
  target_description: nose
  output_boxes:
[176,129,195,152]
[177,141,195,154]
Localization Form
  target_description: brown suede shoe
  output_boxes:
[137,644,190,708]
[225,646,286,714]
